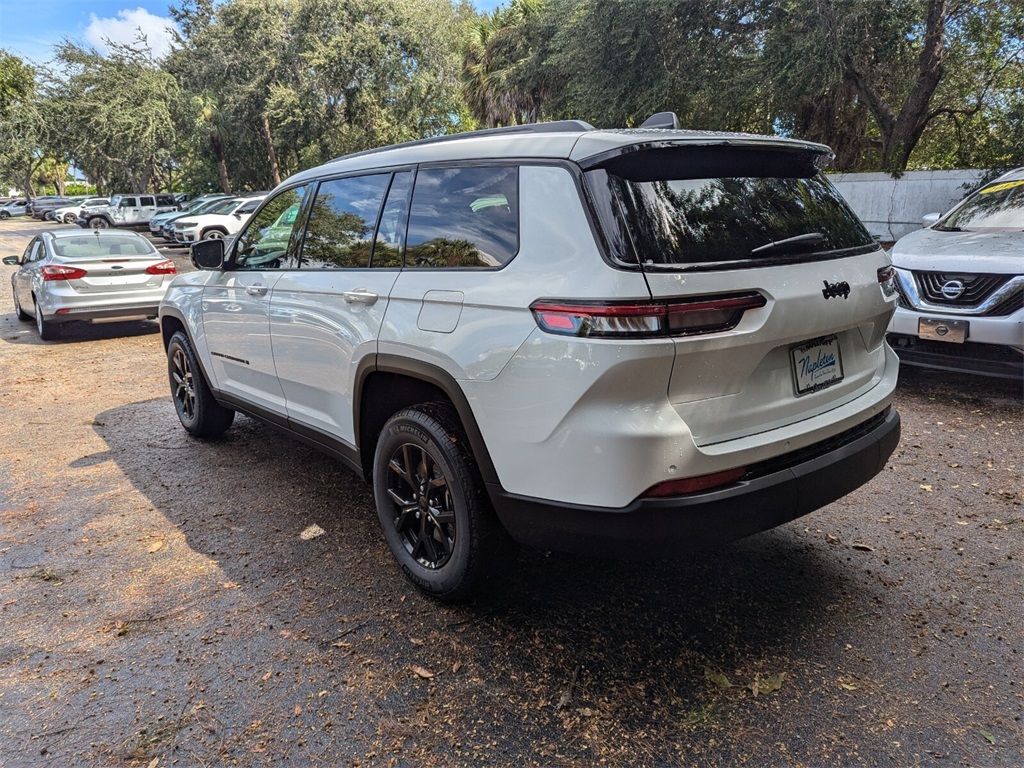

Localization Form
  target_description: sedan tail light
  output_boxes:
[145,260,177,275]
[530,292,767,339]
[42,265,88,281]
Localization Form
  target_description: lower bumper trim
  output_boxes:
[489,408,901,558]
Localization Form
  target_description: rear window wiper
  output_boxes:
[750,232,826,256]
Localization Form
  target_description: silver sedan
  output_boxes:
[3,229,177,340]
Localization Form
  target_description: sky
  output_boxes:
[0,0,506,65]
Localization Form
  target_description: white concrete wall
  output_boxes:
[828,170,986,242]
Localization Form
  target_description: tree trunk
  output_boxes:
[844,0,948,173]
[211,133,232,194]
[261,114,281,187]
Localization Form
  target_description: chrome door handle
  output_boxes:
[245,284,268,297]
[341,289,379,305]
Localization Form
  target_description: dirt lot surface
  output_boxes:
[0,219,1021,767]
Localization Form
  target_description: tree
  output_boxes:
[45,40,179,192]
[762,0,1024,172]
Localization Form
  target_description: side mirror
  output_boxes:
[2,256,20,266]
[191,238,226,270]
[233,213,242,220]
[921,212,941,228]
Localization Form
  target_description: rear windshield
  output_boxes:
[53,236,155,259]
[586,146,875,270]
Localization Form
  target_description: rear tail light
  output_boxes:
[877,265,897,299]
[530,292,767,338]
[146,260,177,275]
[643,467,747,497]
[42,265,87,281]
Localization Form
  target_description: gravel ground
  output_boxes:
[0,218,1021,767]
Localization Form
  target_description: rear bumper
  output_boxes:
[46,303,162,324]
[489,408,900,558]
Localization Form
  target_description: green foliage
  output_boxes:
[44,40,179,192]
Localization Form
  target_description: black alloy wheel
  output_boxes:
[167,330,234,438]
[373,405,512,600]
[171,341,198,424]
[385,441,458,570]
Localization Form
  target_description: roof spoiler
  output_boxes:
[639,111,681,130]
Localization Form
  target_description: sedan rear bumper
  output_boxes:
[46,303,161,324]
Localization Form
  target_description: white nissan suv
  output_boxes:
[159,114,901,600]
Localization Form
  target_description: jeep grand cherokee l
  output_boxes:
[159,114,901,600]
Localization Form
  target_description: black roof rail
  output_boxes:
[327,119,596,165]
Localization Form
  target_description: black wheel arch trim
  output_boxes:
[360,354,499,487]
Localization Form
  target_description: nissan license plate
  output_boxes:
[918,317,968,344]
[791,335,844,395]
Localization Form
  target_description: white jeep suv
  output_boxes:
[171,195,266,245]
[159,115,901,600]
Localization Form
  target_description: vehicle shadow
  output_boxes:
[0,313,160,345]
[86,396,871,762]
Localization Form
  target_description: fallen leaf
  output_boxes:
[851,542,875,552]
[261,670,272,682]
[299,524,325,540]
[839,682,858,691]
[452,661,462,674]
[749,672,786,697]
[703,667,732,689]
[919,484,933,492]
[147,759,159,768]
[979,729,996,745]
[294,704,302,716]
[147,540,164,553]
[411,665,435,679]
[409,637,424,646]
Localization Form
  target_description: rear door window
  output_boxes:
[405,166,519,268]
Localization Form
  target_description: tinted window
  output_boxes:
[938,178,1024,231]
[139,197,155,207]
[372,172,412,268]
[234,186,309,270]
[119,197,138,208]
[406,166,519,268]
[300,175,390,269]
[587,148,874,269]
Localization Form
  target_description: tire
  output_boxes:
[373,403,511,601]
[43,211,55,221]
[13,286,31,321]
[167,330,235,438]
[202,228,227,240]
[0,211,9,219]
[63,213,77,224]
[34,300,60,341]
[90,217,109,229]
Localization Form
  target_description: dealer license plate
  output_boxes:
[791,335,844,395]
[918,317,968,344]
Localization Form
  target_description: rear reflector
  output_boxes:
[530,292,766,338]
[643,467,747,497]
[146,260,177,275]
[42,265,87,281]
